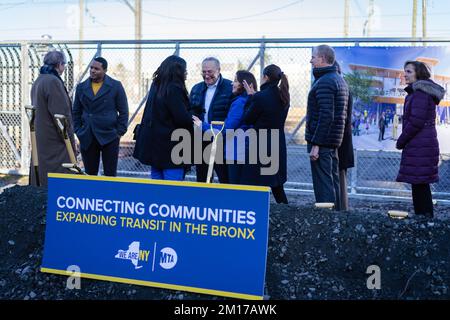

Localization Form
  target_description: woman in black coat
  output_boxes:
[241,64,290,204]
[337,92,354,210]
[336,62,354,211]
[133,55,193,180]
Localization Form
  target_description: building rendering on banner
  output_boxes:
[348,56,450,123]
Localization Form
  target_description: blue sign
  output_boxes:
[41,174,270,300]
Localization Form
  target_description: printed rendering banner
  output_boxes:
[334,46,450,152]
[41,173,271,300]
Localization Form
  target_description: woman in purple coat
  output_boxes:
[396,61,445,218]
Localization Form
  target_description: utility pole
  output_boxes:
[344,0,350,37]
[123,0,142,102]
[412,0,417,40]
[367,0,374,37]
[422,0,427,46]
[136,0,142,99]
[362,0,374,37]
[79,0,84,74]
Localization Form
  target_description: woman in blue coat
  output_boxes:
[193,70,258,184]
[241,64,290,204]
[133,56,193,181]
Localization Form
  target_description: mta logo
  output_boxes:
[159,247,178,270]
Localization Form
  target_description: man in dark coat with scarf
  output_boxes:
[189,57,232,183]
[306,45,349,210]
[30,50,75,187]
[396,60,444,218]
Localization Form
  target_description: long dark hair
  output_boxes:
[263,64,290,108]
[153,55,188,98]
[235,70,258,95]
[403,60,431,80]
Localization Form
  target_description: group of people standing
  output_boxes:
[306,45,442,218]
[132,55,290,203]
[30,44,443,218]
[30,52,129,187]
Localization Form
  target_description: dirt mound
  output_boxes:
[0,186,449,300]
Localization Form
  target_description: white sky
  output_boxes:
[1,0,450,41]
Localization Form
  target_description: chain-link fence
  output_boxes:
[1,38,449,201]
[286,146,450,199]
[1,45,23,173]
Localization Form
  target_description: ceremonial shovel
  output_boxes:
[53,114,86,175]
[25,105,40,186]
[206,121,225,183]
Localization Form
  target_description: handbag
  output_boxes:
[132,87,155,165]
[132,121,153,165]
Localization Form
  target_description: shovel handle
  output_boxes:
[25,105,36,130]
[205,122,226,183]
[206,140,218,183]
[30,132,39,166]
[206,123,225,183]
[64,138,77,164]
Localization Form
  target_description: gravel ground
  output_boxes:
[0,185,449,300]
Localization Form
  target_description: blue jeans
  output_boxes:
[308,144,341,210]
[151,167,185,181]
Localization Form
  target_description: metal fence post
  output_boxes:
[174,42,180,56]
[259,39,266,83]
[96,42,102,57]
[69,43,102,100]
[350,149,357,194]
[20,42,30,175]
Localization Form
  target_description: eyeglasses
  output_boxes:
[201,70,218,75]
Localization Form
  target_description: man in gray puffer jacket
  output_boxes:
[306,45,349,210]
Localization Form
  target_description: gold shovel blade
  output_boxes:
[314,202,334,209]
[388,210,409,219]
